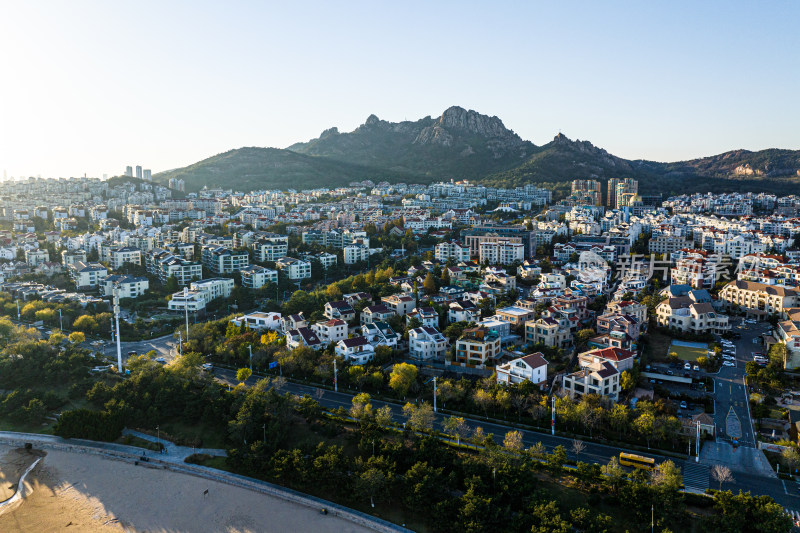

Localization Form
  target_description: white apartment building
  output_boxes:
[240,265,278,289]
[69,261,108,289]
[61,249,87,267]
[168,290,208,312]
[335,336,376,365]
[479,239,525,265]
[276,257,311,280]
[104,275,149,299]
[108,246,142,270]
[231,312,282,331]
[496,352,548,386]
[344,244,370,265]
[191,277,235,301]
[720,280,800,316]
[408,326,448,360]
[312,319,349,344]
[253,237,289,262]
[435,241,471,262]
[202,245,249,275]
[24,248,49,266]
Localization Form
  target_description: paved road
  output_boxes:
[100,334,177,363]
[212,366,800,509]
[711,316,770,448]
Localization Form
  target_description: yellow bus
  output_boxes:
[619,452,656,470]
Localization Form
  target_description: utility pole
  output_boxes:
[178,331,182,357]
[249,344,252,371]
[551,396,556,435]
[57,308,63,331]
[334,359,338,392]
[16,300,20,320]
[113,289,122,373]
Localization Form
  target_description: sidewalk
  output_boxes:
[121,429,226,461]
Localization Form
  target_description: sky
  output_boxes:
[1,1,799,179]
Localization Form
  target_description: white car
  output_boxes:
[722,361,736,367]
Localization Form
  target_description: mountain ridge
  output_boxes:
[154,106,800,196]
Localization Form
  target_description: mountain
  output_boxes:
[153,107,800,196]
[287,106,535,179]
[153,147,421,192]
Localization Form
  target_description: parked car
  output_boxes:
[666,370,674,376]
[723,361,735,367]
[680,401,688,409]
[693,365,700,371]
[684,362,691,370]
[155,357,166,364]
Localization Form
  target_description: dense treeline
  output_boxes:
[48,355,792,532]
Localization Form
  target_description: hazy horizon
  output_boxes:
[2,1,799,179]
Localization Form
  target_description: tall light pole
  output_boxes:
[57,308,63,331]
[249,344,252,371]
[183,286,189,340]
[696,420,700,462]
[334,359,338,392]
[113,289,122,373]
[551,396,556,436]
[16,300,20,320]
[433,376,438,412]
[178,331,182,357]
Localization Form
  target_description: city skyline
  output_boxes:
[1,1,799,179]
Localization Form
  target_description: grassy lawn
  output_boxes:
[116,434,162,451]
[157,420,228,449]
[669,342,709,362]
[0,418,55,434]
[643,329,673,363]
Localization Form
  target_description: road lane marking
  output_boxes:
[783,480,789,494]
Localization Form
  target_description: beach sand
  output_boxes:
[0,445,378,532]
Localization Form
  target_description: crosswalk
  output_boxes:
[784,509,800,529]
[682,462,710,492]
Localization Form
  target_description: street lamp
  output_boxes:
[249,344,252,371]
[113,289,122,373]
[425,376,438,413]
[183,287,189,339]
[57,308,63,331]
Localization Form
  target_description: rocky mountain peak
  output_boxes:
[319,127,339,139]
[364,114,380,126]
[437,106,513,139]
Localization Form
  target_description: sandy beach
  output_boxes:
[0,444,378,532]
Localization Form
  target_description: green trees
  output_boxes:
[73,314,99,333]
[402,402,434,432]
[236,367,252,383]
[423,272,437,294]
[704,491,792,533]
[54,409,123,441]
[388,362,418,398]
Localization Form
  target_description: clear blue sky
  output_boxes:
[1,1,798,179]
